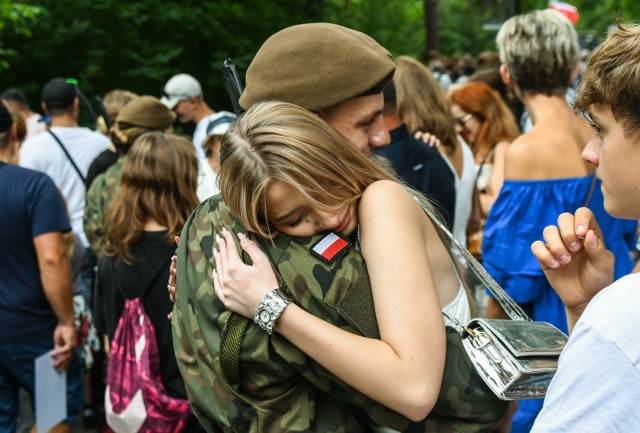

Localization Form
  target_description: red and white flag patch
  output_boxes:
[311,233,351,264]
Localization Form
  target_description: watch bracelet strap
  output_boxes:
[254,288,290,334]
[219,246,254,391]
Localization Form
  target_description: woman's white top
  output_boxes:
[442,283,471,329]
[441,138,476,245]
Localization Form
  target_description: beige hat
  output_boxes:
[117,95,176,129]
[239,23,395,111]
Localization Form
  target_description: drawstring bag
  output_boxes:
[105,264,192,432]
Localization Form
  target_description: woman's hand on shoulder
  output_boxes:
[212,228,279,318]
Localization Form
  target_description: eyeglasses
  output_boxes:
[455,113,473,127]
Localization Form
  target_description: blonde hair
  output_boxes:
[104,131,199,262]
[575,22,640,139]
[97,89,138,134]
[219,101,398,238]
[497,9,579,95]
[394,56,459,155]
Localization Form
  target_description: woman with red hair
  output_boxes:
[449,81,520,216]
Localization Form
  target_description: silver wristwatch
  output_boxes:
[254,289,290,335]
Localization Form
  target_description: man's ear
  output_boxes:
[41,101,48,114]
[10,123,18,142]
[500,64,513,88]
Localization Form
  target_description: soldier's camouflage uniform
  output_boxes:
[172,195,508,433]
[83,157,123,259]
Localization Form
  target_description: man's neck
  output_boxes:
[193,104,214,123]
[0,146,14,163]
[49,114,79,128]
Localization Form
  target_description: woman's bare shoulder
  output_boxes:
[361,180,415,208]
[359,180,424,225]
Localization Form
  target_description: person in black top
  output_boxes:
[94,131,202,431]
[376,79,456,229]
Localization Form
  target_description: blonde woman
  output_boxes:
[209,102,508,427]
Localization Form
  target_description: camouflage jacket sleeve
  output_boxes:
[83,158,123,259]
[172,195,507,433]
[172,196,369,433]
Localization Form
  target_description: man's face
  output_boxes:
[173,98,197,124]
[582,103,640,219]
[320,93,390,156]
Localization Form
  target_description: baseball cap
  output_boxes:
[205,111,236,137]
[42,77,77,110]
[239,23,395,111]
[161,74,202,109]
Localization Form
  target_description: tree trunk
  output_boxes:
[424,0,439,55]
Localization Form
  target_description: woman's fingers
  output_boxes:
[212,267,225,304]
[237,233,270,268]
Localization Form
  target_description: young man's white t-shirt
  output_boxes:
[20,126,110,248]
[532,273,640,432]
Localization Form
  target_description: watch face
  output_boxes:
[259,309,271,322]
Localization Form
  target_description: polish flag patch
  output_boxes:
[311,233,351,264]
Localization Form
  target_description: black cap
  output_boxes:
[0,101,13,133]
[42,78,77,110]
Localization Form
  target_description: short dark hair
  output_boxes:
[382,80,397,113]
[42,78,77,112]
[1,88,29,109]
[0,102,14,150]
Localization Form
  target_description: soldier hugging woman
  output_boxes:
[173,100,513,433]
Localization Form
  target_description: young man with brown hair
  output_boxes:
[531,22,640,432]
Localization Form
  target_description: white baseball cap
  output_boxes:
[160,73,202,109]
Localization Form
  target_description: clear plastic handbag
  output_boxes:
[415,196,569,401]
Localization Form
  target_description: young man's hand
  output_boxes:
[531,207,615,331]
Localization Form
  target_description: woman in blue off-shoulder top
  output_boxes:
[485,9,636,433]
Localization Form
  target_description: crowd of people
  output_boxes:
[0,7,639,433]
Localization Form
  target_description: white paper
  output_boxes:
[35,350,66,432]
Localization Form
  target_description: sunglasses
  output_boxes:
[455,113,474,127]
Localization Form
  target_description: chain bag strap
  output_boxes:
[413,195,568,400]
[413,196,530,321]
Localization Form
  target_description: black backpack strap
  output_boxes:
[112,255,171,302]
[48,130,87,186]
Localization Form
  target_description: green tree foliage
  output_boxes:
[1,0,638,124]
[0,0,41,70]
[3,0,314,116]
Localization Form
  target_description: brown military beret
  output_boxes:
[239,23,395,111]
[116,95,176,129]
